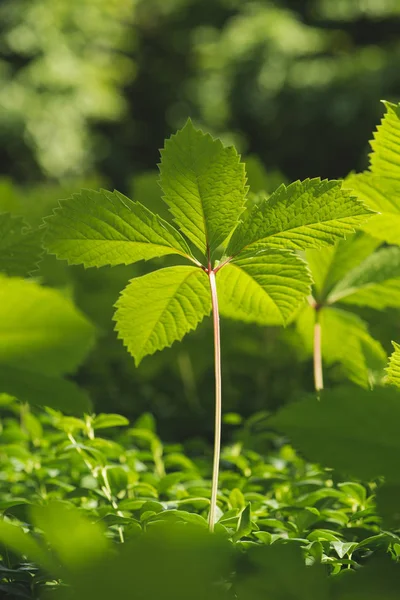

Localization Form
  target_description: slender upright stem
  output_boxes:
[313,309,324,392]
[208,269,222,532]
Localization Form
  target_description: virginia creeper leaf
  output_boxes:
[271,386,400,483]
[227,178,372,256]
[114,266,211,365]
[218,249,311,326]
[369,101,400,177]
[0,366,91,415]
[0,276,95,376]
[159,119,247,255]
[296,305,386,388]
[305,233,380,302]
[387,342,400,389]
[44,188,194,267]
[0,213,43,276]
[327,246,400,308]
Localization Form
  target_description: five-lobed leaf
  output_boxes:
[227,178,372,257]
[114,266,211,365]
[44,188,194,268]
[0,212,43,277]
[159,119,247,256]
[218,249,311,326]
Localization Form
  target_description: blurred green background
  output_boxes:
[1,0,400,440]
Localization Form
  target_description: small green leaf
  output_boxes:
[93,414,130,430]
[327,246,400,308]
[44,188,194,267]
[0,213,43,277]
[159,119,247,255]
[386,342,400,389]
[271,386,400,483]
[227,178,371,256]
[218,249,311,326]
[232,504,252,542]
[0,366,92,415]
[114,266,211,365]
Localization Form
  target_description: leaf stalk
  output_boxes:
[313,308,324,393]
[207,267,222,532]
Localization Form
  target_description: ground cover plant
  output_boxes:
[1,102,400,597]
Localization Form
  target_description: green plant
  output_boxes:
[43,119,370,530]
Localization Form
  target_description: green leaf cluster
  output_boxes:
[44,120,370,364]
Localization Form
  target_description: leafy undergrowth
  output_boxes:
[0,397,398,598]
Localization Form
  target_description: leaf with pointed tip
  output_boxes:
[114,266,211,365]
[369,101,400,177]
[0,366,91,415]
[327,246,400,308]
[296,305,386,388]
[0,276,95,376]
[227,178,371,256]
[344,173,400,245]
[271,386,400,483]
[387,342,400,389]
[0,213,43,276]
[159,119,247,255]
[305,233,380,302]
[217,249,311,326]
[44,188,194,268]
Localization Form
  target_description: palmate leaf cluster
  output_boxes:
[294,101,400,388]
[44,120,371,365]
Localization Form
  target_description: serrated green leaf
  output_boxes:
[344,173,400,245]
[159,119,247,255]
[386,341,400,389]
[370,101,400,177]
[271,386,400,483]
[0,276,95,376]
[296,305,386,388]
[227,178,371,256]
[218,249,311,326]
[327,246,400,308]
[305,232,380,301]
[44,188,194,267]
[0,213,43,277]
[0,365,91,415]
[114,266,210,365]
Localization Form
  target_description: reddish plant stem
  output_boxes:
[313,309,324,392]
[207,268,222,532]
